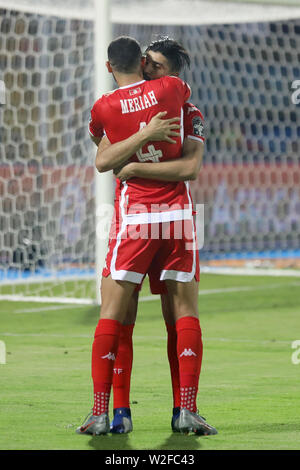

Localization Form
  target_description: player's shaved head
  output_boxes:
[108,36,142,74]
[145,36,190,75]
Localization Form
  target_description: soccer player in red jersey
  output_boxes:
[97,38,216,436]
[76,37,217,436]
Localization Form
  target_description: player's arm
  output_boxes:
[115,137,203,182]
[89,99,105,147]
[95,130,149,173]
[95,112,180,173]
[90,135,102,147]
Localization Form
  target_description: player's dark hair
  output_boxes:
[145,36,191,74]
[108,36,142,73]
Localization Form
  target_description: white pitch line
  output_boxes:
[200,267,300,277]
[0,332,293,345]
[2,281,299,309]
[14,305,86,314]
[203,337,292,345]
[0,332,91,338]
[135,335,293,345]
[139,281,300,302]
[0,294,96,305]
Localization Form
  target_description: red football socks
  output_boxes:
[176,316,203,412]
[165,322,181,409]
[112,323,135,409]
[91,316,202,415]
[91,318,121,416]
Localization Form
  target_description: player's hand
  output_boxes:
[115,162,137,181]
[141,111,181,144]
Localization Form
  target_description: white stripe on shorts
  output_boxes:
[160,182,196,282]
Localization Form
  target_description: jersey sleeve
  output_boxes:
[88,99,104,139]
[183,103,205,143]
[163,76,191,104]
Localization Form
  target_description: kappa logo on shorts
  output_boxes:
[180,348,197,357]
[101,352,116,361]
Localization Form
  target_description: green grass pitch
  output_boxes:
[0,273,300,450]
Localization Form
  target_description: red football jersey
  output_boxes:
[90,100,205,143]
[90,99,205,143]
[89,76,195,219]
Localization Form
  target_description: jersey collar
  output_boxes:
[118,80,146,90]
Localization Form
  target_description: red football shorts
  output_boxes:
[102,210,200,291]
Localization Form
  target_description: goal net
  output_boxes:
[1,0,300,304]
[0,0,99,303]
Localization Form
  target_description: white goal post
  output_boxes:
[0,0,114,305]
[93,0,113,305]
[1,0,300,306]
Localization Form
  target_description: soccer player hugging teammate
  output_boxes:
[77,36,217,436]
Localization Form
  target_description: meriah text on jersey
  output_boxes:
[120,90,158,114]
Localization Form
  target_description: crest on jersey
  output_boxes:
[129,87,141,96]
[192,116,204,138]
